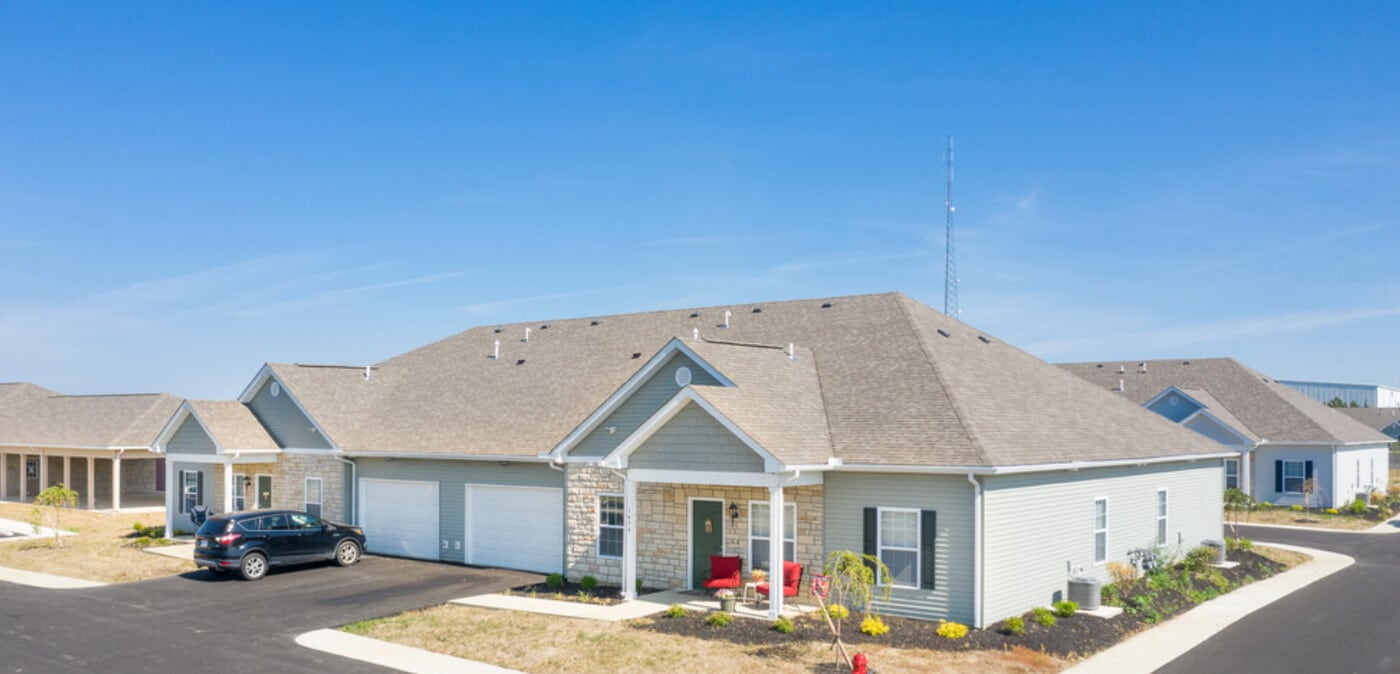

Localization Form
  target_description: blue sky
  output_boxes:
[2,2,1397,399]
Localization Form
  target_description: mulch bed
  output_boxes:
[631,549,1285,659]
[508,580,664,606]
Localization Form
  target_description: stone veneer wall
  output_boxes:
[565,464,823,592]
[273,454,346,522]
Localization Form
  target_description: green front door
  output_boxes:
[691,500,724,588]
[256,475,273,509]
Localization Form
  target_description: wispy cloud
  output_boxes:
[457,290,605,316]
[237,270,473,317]
[1027,303,1400,356]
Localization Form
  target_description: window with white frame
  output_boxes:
[1093,498,1108,564]
[597,494,624,559]
[1224,459,1239,490]
[233,473,247,511]
[879,508,920,588]
[1282,460,1305,494]
[180,470,203,514]
[1156,489,1168,545]
[749,502,796,571]
[304,477,322,518]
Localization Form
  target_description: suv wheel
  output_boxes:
[239,552,268,581]
[334,540,361,567]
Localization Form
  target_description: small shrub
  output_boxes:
[1032,607,1056,627]
[551,592,566,601]
[999,616,1026,636]
[1324,508,1340,516]
[705,611,733,628]
[1291,504,1304,512]
[771,616,794,633]
[1226,537,1253,553]
[1184,545,1217,572]
[1107,561,1137,588]
[936,620,969,639]
[579,575,598,592]
[1347,498,1369,515]
[664,604,686,618]
[859,615,889,636]
[576,591,592,601]
[1052,600,1078,618]
[636,578,644,594]
[1258,501,1273,509]
[826,604,850,620]
[545,573,564,589]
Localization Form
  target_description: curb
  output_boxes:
[1063,543,1352,674]
[0,565,107,589]
[296,628,525,674]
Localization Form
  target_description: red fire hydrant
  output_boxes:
[852,652,869,674]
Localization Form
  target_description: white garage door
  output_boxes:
[359,478,439,560]
[466,484,563,573]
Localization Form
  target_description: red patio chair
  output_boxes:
[701,555,742,591]
[756,560,803,600]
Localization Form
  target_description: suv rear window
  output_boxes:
[196,518,231,536]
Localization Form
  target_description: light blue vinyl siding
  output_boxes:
[981,462,1223,624]
[167,416,217,455]
[1146,392,1201,423]
[570,353,720,458]
[247,378,331,449]
[171,461,216,530]
[356,458,564,564]
[629,403,764,472]
[1182,415,1247,447]
[823,472,974,624]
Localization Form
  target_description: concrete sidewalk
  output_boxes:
[297,629,524,674]
[0,564,106,589]
[454,588,815,622]
[1064,543,1352,674]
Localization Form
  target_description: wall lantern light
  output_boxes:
[728,502,740,524]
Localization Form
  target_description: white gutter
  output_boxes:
[838,451,1236,476]
[1255,440,1389,448]
[966,472,983,629]
[333,454,358,525]
[341,452,553,462]
[0,444,152,452]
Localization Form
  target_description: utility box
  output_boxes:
[1203,539,1227,564]
[1066,576,1101,610]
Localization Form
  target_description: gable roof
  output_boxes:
[1336,407,1400,437]
[186,400,280,451]
[265,292,1221,468]
[0,384,182,449]
[1058,358,1392,445]
[1165,387,1259,443]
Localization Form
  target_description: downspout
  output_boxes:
[966,472,983,629]
[333,455,357,525]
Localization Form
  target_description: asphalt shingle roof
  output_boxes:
[267,292,1224,467]
[1058,358,1392,445]
[1337,407,1400,437]
[187,400,280,450]
[0,384,182,449]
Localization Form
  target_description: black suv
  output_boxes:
[193,510,366,580]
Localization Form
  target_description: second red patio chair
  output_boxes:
[701,554,743,591]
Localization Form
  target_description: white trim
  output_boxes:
[343,452,551,462]
[255,473,274,509]
[1178,409,1256,446]
[747,500,795,572]
[233,472,247,511]
[626,468,823,488]
[686,497,725,589]
[835,452,1238,475]
[162,453,278,465]
[547,339,734,460]
[1224,459,1240,490]
[597,492,625,560]
[876,506,921,589]
[1093,497,1109,565]
[1156,488,1168,546]
[599,391,784,472]
[1281,459,1306,494]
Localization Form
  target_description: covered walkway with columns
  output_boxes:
[0,447,165,512]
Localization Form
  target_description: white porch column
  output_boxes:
[111,455,122,513]
[38,449,47,490]
[767,483,785,619]
[223,459,235,514]
[62,456,71,490]
[622,476,639,600]
[18,452,26,502]
[1242,448,1252,498]
[0,452,7,501]
[86,457,96,510]
[163,459,176,540]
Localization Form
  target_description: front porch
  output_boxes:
[0,448,165,512]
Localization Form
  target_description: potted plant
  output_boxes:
[715,588,737,612]
[751,568,768,584]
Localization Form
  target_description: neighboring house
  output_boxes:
[1277,379,1400,409]
[0,382,179,511]
[155,292,1227,627]
[1060,359,1393,508]
[1337,407,1400,441]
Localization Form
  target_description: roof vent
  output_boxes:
[722,310,731,329]
[752,306,763,314]
[692,327,700,339]
[632,352,642,359]
[690,311,700,318]
[1118,365,1125,374]
[516,359,526,366]
[493,327,502,333]
[540,324,550,330]
[1116,379,1125,392]
[977,335,991,344]
[820,302,833,309]
[363,366,372,381]
[523,327,531,344]
[492,340,500,360]
[590,320,600,326]
[937,328,951,338]
[1096,364,1104,368]
[1138,362,1148,373]
[1182,360,1191,365]
[787,343,796,361]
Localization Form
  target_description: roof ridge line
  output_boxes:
[109,393,179,447]
[805,345,839,462]
[893,295,991,465]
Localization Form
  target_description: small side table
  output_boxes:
[742,581,760,604]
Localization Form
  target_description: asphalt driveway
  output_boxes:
[1158,524,1400,673]
[0,555,541,673]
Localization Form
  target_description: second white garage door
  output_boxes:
[360,478,439,560]
[465,484,563,573]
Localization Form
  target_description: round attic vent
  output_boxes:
[270,382,281,397]
[675,366,693,387]
[1168,395,1178,406]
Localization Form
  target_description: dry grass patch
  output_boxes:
[347,605,1067,674]
[1253,544,1310,568]
[1241,508,1376,530]
[0,503,194,583]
